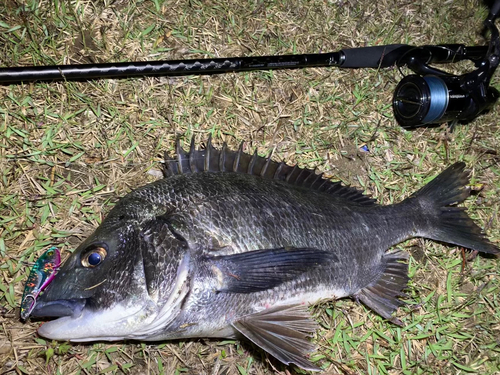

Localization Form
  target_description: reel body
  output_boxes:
[392,4,500,129]
[393,74,499,128]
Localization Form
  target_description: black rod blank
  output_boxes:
[0,52,344,84]
[0,44,488,84]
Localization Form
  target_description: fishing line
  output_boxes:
[422,77,449,124]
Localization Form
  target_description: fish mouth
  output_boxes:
[35,299,159,342]
[30,298,86,318]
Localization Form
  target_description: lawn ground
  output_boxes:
[1,0,499,374]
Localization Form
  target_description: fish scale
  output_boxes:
[131,172,392,255]
[31,139,498,372]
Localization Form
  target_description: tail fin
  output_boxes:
[411,162,498,254]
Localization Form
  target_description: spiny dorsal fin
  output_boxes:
[189,138,198,173]
[261,150,273,177]
[163,138,375,205]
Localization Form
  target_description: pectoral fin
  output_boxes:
[232,304,321,372]
[205,247,336,293]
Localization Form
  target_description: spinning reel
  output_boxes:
[392,1,500,128]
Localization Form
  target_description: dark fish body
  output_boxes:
[32,139,498,371]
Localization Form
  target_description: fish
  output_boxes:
[30,138,498,371]
[20,247,61,320]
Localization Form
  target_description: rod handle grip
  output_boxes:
[340,44,410,68]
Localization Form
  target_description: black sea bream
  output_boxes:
[32,139,498,371]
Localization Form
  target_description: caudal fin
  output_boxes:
[411,162,498,254]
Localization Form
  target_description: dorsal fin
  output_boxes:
[163,138,375,205]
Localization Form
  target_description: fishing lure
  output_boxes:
[20,247,61,320]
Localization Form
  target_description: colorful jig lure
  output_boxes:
[20,247,61,320]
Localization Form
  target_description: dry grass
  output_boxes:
[1,0,499,374]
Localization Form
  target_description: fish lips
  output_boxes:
[30,298,86,318]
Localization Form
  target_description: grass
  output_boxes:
[1,0,500,374]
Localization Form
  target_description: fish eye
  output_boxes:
[81,245,107,268]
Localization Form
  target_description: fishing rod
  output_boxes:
[1,2,499,129]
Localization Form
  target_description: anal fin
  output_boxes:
[355,250,409,326]
[232,304,321,372]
